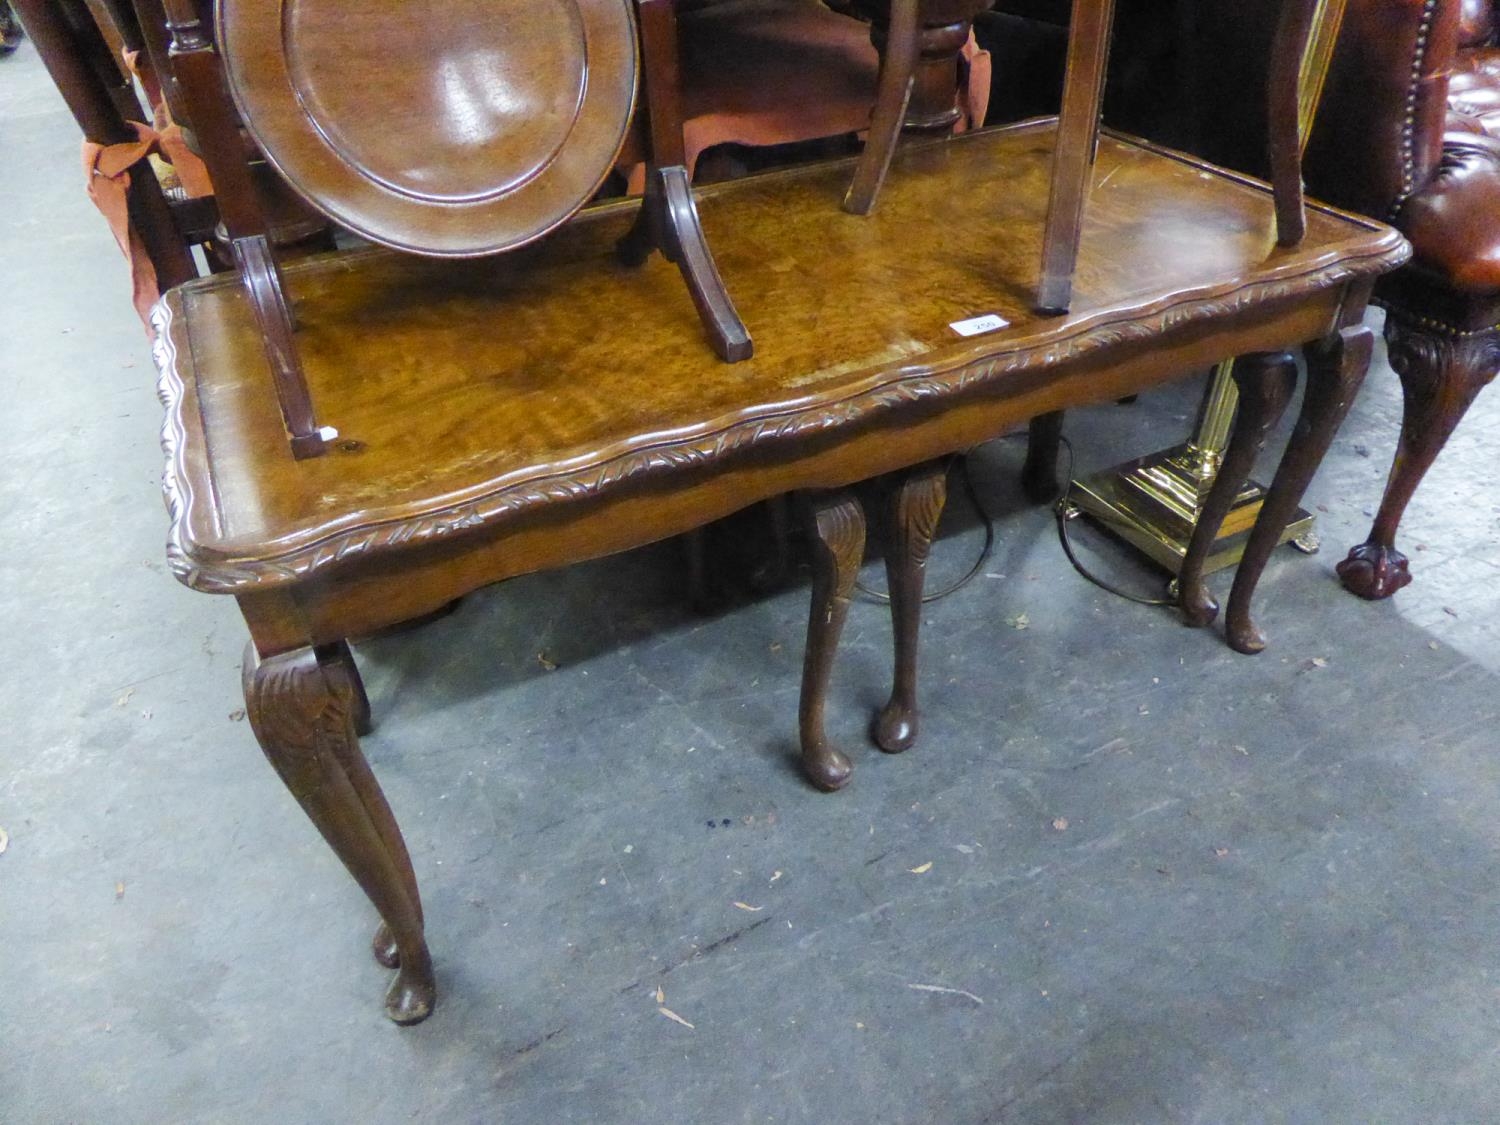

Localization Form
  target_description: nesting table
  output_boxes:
[154,121,1408,1023]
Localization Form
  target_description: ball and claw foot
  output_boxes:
[802,745,853,792]
[383,946,437,1025]
[1337,542,1412,600]
[872,701,916,753]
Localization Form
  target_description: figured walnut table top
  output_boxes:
[156,120,1407,594]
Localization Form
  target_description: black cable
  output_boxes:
[855,451,995,604]
[854,432,1175,608]
[1051,435,1175,607]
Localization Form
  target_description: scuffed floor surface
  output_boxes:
[3,38,1499,1125]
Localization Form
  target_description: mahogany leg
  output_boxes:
[1021,410,1066,503]
[844,0,918,215]
[618,168,752,363]
[1228,325,1374,652]
[655,166,753,363]
[1266,0,1319,247]
[1177,352,1297,627]
[798,491,866,792]
[873,460,948,753]
[1035,0,1118,313]
[305,645,420,973]
[683,526,710,612]
[1338,318,1500,599]
[243,642,434,1024]
[751,494,795,591]
[230,234,327,459]
[325,640,372,737]
[855,0,991,134]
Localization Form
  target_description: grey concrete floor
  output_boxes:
[5,38,1500,1125]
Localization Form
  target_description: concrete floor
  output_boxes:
[5,38,1500,1125]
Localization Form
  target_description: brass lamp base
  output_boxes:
[1066,442,1317,577]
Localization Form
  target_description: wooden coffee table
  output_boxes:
[154,121,1408,1023]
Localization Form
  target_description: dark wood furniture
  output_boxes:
[853,0,1328,297]
[14,0,195,293]
[154,121,1406,1025]
[986,0,1496,601]
[13,0,335,329]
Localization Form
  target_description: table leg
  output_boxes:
[1022,410,1066,503]
[1227,325,1374,652]
[325,639,372,736]
[873,460,948,753]
[1178,351,1297,627]
[799,490,866,792]
[243,642,435,1025]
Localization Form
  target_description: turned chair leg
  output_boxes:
[1021,410,1066,503]
[798,490,866,791]
[1338,318,1500,599]
[1226,325,1374,652]
[873,460,949,753]
[1178,351,1297,627]
[243,642,435,1024]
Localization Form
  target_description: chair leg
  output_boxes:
[798,490,866,792]
[1177,352,1297,627]
[873,460,948,753]
[1021,410,1065,503]
[243,642,434,1025]
[620,166,753,363]
[1227,325,1374,652]
[1266,0,1320,247]
[1338,318,1500,599]
[844,0,918,216]
[1035,0,1117,313]
[231,234,327,459]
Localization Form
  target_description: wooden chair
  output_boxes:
[848,0,1327,295]
[1034,0,1326,312]
[14,0,196,312]
[158,0,774,459]
[14,0,334,332]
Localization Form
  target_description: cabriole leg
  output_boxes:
[798,491,866,792]
[1338,319,1500,599]
[1229,325,1374,652]
[243,642,434,1024]
[873,460,949,753]
[1177,352,1297,627]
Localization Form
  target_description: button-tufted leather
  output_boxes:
[1396,132,1500,298]
[1390,0,1500,306]
[1458,0,1494,45]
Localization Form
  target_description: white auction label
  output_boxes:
[949,313,1009,337]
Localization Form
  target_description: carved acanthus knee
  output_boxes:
[243,642,435,1024]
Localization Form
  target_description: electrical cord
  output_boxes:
[855,451,995,604]
[1051,435,1176,607]
[853,433,1175,609]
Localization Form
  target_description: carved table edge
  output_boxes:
[156,235,1410,596]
